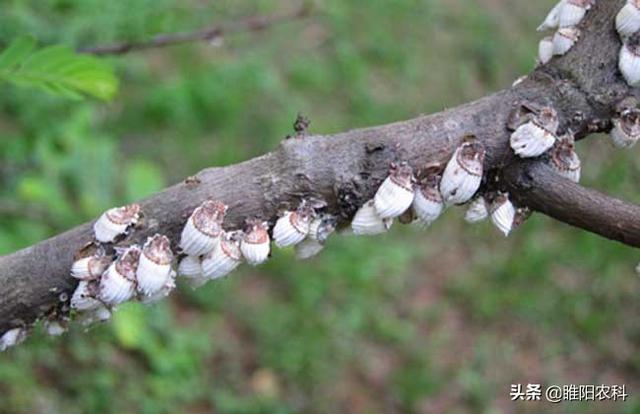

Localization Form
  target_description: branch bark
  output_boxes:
[504,161,640,247]
[77,5,311,55]
[1,0,638,333]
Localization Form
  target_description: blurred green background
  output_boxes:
[1,0,639,413]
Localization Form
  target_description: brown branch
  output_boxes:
[504,161,640,247]
[1,0,638,334]
[77,5,311,56]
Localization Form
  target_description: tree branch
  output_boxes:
[504,161,640,247]
[1,0,638,333]
[77,5,311,56]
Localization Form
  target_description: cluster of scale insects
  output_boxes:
[4,1,640,352]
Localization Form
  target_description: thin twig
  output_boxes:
[77,5,311,56]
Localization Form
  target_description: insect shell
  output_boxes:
[295,215,337,260]
[180,200,227,257]
[619,36,640,86]
[558,0,593,28]
[490,193,516,237]
[373,163,415,219]
[611,108,640,148]
[510,107,559,158]
[440,138,485,206]
[71,279,103,311]
[351,199,393,235]
[537,1,564,31]
[538,36,554,65]
[202,231,243,280]
[549,135,581,183]
[273,204,314,248]
[140,274,176,305]
[464,196,489,224]
[136,234,174,297]
[616,0,640,39]
[177,255,208,288]
[412,173,444,226]
[553,27,580,56]
[240,218,271,265]
[0,328,27,352]
[93,204,141,243]
[98,246,140,306]
[71,254,112,281]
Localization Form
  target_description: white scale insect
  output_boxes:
[440,138,486,206]
[136,234,174,297]
[611,107,640,148]
[373,163,415,219]
[273,204,314,248]
[510,107,559,158]
[180,200,227,257]
[240,219,271,265]
[202,231,243,280]
[98,246,140,306]
[93,204,140,243]
[412,173,444,226]
[71,254,112,280]
[549,135,581,183]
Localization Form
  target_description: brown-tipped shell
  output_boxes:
[202,232,242,279]
[71,255,112,280]
[412,174,444,225]
[180,200,227,256]
[136,234,174,297]
[611,110,640,148]
[440,140,485,205]
[549,138,581,183]
[98,246,140,305]
[93,204,140,243]
[273,208,312,248]
[240,220,271,265]
[374,163,415,219]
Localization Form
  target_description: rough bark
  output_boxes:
[0,0,637,332]
[504,161,640,247]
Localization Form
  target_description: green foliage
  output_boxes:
[0,36,118,100]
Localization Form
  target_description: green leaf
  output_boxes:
[0,36,36,72]
[0,38,119,100]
